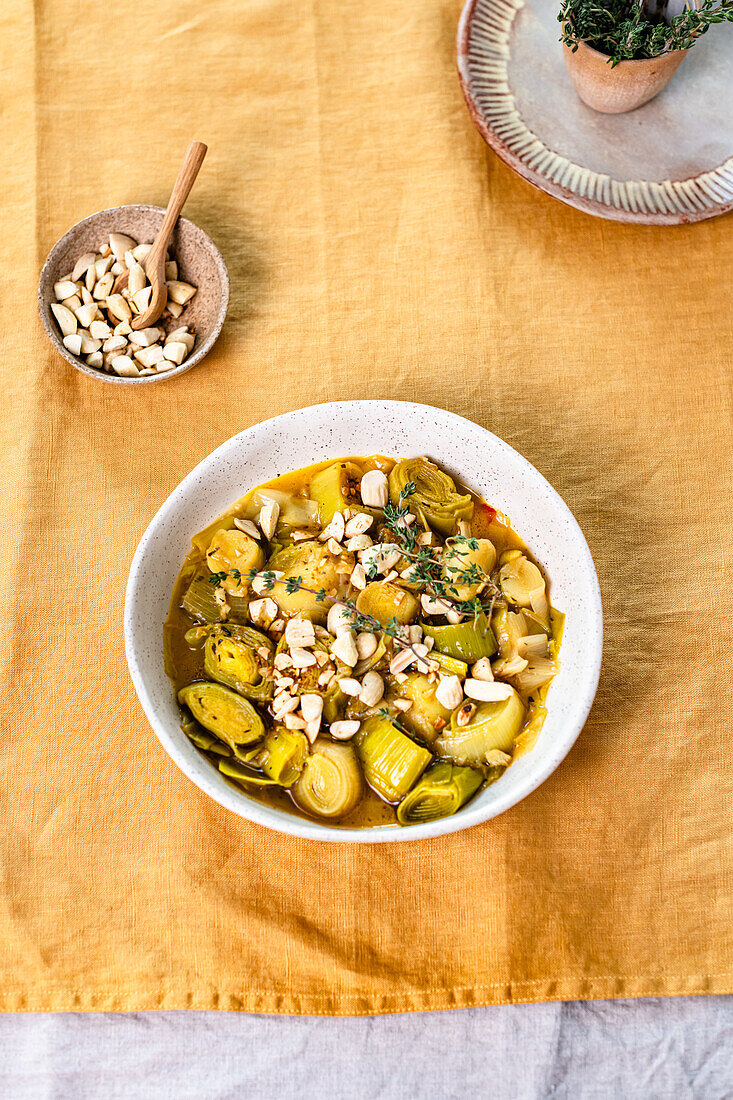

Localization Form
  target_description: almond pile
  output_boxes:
[50,232,197,378]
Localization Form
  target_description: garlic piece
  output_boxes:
[346,533,372,553]
[330,720,360,741]
[300,694,323,725]
[355,631,378,660]
[89,320,112,341]
[161,340,187,364]
[166,280,197,305]
[233,517,262,540]
[129,326,162,348]
[285,616,316,649]
[435,675,463,710]
[105,294,132,322]
[165,260,178,280]
[327,603,356,636]
[62,333,82,356]
[258,499,280,540]
[131,243,151,263]
[319,511,345,543]
[331,630,358,667]
[290,647,317,668]
[359,671,384,707]
[360,469,388,508]
[86,351,104,369]
[110,355,139,377]
[249,597,278,627]
[109,233,136,261]
[337,677,362,697]
[471,657,494,682]
[133,345,166,369]
[50,303,77,337]
[464,679,514,702]
[54,280,77,301]
[344,512,373,537]
[71,252,97,282]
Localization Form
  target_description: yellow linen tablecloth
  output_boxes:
[1,0,731,1014]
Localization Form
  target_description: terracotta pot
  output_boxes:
[563,39,687,114]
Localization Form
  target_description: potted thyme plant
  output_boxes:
[559,0,733,113]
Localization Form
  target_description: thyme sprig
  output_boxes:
[560,0,733,65]
[209,567,431,666]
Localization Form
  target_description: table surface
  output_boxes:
[1,997,731,1099]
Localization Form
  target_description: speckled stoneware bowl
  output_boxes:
[38,205,229,384]
[125,402,603,842]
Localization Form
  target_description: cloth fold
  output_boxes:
[0,0,730,1014]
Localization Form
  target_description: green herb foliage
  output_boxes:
[559,0,733,64]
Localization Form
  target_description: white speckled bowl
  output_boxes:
[125,402,602,842]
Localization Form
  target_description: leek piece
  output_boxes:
[393,672,454,744]
[498,554,544,608]
[491,604,528,659]
[388,457,473,536]
[204,625,274,702]
[219,758,279,787]
[420,613,497,661]
[435,690,525,766]
[396,762,483,825]
[355,582,419,626]
[242,727,309,786]
[441,538,496,601]
[206,529,264,594]
[291,739,363,819]
[178,682,266,757]
[181,717,231,757]
[309,461,364,523]
[356,716,432,803]
[191,514,237,556]
[267,541,343,624]
[250,488,319,527]
[182,571,223,624]
[430,652,468,679]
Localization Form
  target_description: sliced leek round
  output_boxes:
[435,690,525,766]
[309,461,364,523]
[396,762,483,824]
[355,581,419,626]
[291,739,363,819]
[204,625,274,701]
[178,682,266,756]
[498,554,544,608]
[389,457,473,536]
[441,538,496,601]
[206,529,265,594]
[356,716,432,802]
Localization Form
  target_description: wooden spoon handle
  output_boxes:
[148,140,208,265]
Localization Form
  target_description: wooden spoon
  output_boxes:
[116,140,207,330]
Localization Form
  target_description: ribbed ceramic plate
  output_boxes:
[457,0,733,224]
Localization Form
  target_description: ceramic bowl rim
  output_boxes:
[37,204,230,385]
[124,400,603,842]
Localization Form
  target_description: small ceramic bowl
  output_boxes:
[38,205,229,385]
[125,402,603,842]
